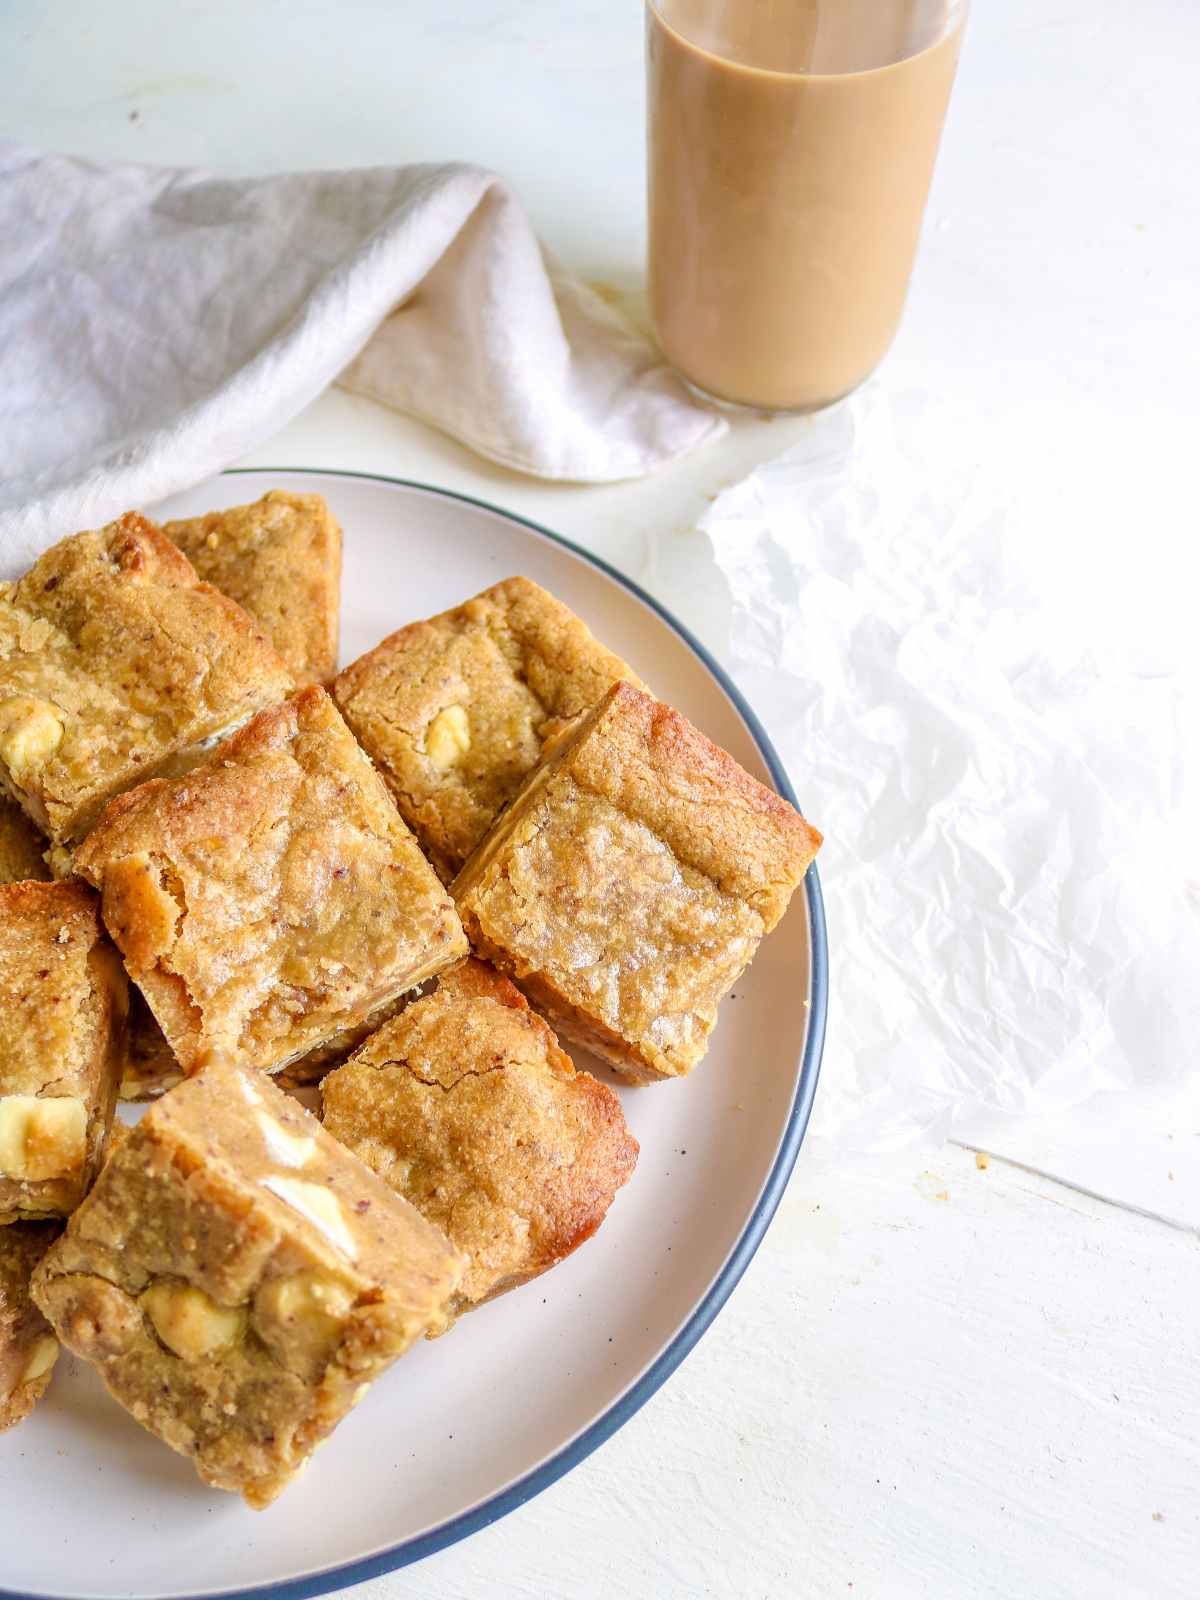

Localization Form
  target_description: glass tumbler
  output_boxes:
[646,0,969,412]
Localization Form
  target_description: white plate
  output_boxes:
[0,470,826,1600]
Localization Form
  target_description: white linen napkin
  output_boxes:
[0,142,723,566]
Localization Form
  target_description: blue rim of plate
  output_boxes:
[8,469,827,1600]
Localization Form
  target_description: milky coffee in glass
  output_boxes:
[646,1,967,411]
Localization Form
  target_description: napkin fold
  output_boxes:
[0,143,723,564]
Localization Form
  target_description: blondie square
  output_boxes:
[74,686,467,1078]
[0,1222,61,1431]
[0,881,128,1221]
[32,1058,465,1506]
[0,796,50,885]
[453,683,822,1083]
[322,959,637,1319]
[0,513,293,847]
[333,575,641,880]
[164,491,342,684]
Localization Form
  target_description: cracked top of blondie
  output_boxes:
[165,490,341,684]
[333,575,640,880]
[322,959,637,1315]
[0,513,293,845]
[73,686,467,1077]
[453,683,822,1081]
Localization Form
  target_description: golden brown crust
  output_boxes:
[165,491,342,684]
[0,1221,61,1431]
[566,682,822,919]
[32,1058,464,1506]
[0,795,50,885]
[453,683,821,1082]
[0,512,293,845]
[332,576,641,879]
[74,686,467,1077]
[321,959,637,1318]
[454,938,665,1085]
[0,880,128,1219]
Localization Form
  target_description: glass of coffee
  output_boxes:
[646,0,969,412]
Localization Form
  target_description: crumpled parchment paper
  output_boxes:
[699,385,1199,1151]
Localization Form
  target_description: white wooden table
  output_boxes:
[4,2,1197,1594]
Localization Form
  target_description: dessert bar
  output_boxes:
[165,490,341,684]
[323,959,637,1319]
[74,686,467,1077]
[0,513,292,846]
[33,1057,464,1506]
[453,683,821,1082]
[333,575,640,880]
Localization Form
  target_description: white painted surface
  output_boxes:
[2,1,1196,1595]
[364,1146,1200,1600]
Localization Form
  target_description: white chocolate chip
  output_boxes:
[0,696,64,778]
[423,704,471,769]
[0,1095,87,1181]
[20,1334,60,1384]
[140,1281,246,1360]
[255,1110,316,1169]
[253,1269,355,1379]
[260,1270,355,1325]
[262,1177,358,1259]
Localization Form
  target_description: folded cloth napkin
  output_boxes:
[0,142,724,564]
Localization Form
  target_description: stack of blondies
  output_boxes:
[0,491,820,1506]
